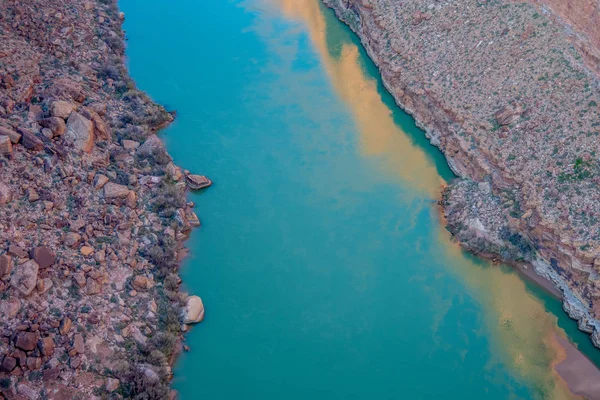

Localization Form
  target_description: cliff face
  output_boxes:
[322,0,600,344]
[0,0,204,398]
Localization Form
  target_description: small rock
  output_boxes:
[10,259,39,296]
[122,139,140,150]
[64,232,81,247]
[184,295,205,324]
[0,254,11,277]
[66,112,95,152]
[73,272,86,287]
[59,317,72,335]
[0,126,21,143]
[80,246,94,256]
[93,174,109,190]
[103,182,130,199]
[0,135,12,157]
[18,128,44,151]
[27,188,40,202]
[15,331,38,351]
[39,336,55,357]
[0,183,11,204]
[17,383,38,400]
[106,378,120,392]
[8,244,28,258]
[31,246,54,269]
[86,277,102,295]
[1,355,17,372]
[131,276,153,291]
[39,117,66,136]
[72,334,85,354]
[125,190,137,208]
[51,100,75,119]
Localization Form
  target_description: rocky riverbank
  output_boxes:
[322,0,600,346]
[0,0,206,398]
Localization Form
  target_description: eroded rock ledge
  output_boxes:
[0,0,206,398]
[322,0,600,344]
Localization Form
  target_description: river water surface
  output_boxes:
[121,0,600,398]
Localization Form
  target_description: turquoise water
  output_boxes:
[121,0,600,398]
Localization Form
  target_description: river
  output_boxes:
[121,0,600,398]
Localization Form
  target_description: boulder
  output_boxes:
[131,276,153,291]
[72,334,85,354]
[0,355,16,372]
[125,190,137,208]
[0,135,12,157]
[80,246,94,256]
[103,182,130,199]
[15,331,38,351]
[106,378,120,392]
[0,254,12,277]
[93,174,109,189]
[0,182,11,204]
[136,134,170,164]
[64,232,81,247]
[0,297,20,318]
[122,139,140,150]
[8,244,27,258]
[185,174,212,190]
[10,259,39,296]
[0,126,21,143]
[59,317,72,335]
[38,117,66,137]
[184,295,205,324]
[18,128,44,151]
[51,100,75,119]
[31,246,54,269]
[39,336,55,357]
[166,162,183,181]
[89,110,110,141]
[66,112,95,152]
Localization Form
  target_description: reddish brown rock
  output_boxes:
[0,254,11,277]
[0,125,21,143]
[51,100,75,119]
[0,135,12,157]
[131,275,153,291]
[59,317,72,335]
[31,246,54,269]
[15,332,38,351]
[185,174,212,190]
[38,336,55,357]
[39,117,66,137]
[1,355,17,372]
[66,112,94,152]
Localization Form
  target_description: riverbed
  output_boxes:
[121,0,600,398]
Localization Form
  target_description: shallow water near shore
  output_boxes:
[121,0,600,398]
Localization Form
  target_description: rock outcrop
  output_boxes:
[323,0,600,344]
[0,0,207,397]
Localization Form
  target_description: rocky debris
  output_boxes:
[185,174,212,190]
[0,135,13,157]
[184,295,205,324]
[10,260,39,296]
[66,112,95,152]
[324,0,600,344]
[103,182,130,199]
[0,0,202,396]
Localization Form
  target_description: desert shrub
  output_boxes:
[147,332,178,359]
[150,179,184,217]
[119,364,170,400]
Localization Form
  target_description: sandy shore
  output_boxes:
[555,335,600,400]
[515,263,563,299]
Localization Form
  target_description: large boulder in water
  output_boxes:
[185,174,212,190]
[66,112,95,152]
[184,295,204,324]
